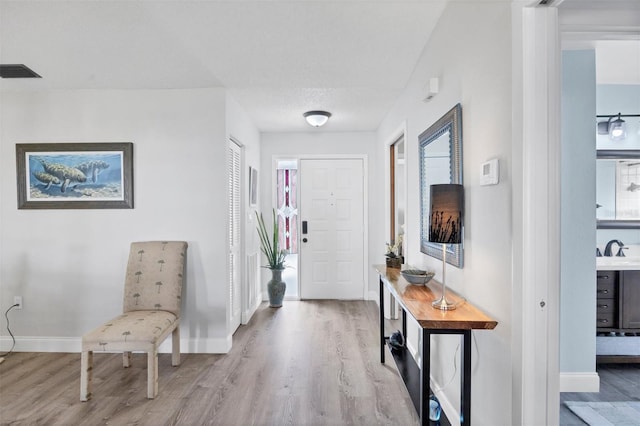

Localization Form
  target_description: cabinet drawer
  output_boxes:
[597,271,616,284]
[596,300,615,314]
[596,313,615,328]
[596,281,616,299]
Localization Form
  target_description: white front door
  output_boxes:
[299,158,364,299]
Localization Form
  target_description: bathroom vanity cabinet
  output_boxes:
[597,270,640,330]
[596,270,640,363]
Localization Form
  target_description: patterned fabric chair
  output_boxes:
[80,241,188,401]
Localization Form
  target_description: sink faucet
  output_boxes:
[604,239,625,257]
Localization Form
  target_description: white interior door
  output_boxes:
[299,158,364,299]
[228,140,242,333]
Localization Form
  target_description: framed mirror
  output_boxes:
[419,104,463,267]
[596,149,640,229]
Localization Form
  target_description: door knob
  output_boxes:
[303,238,308,243]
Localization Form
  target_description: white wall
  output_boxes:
[259,132,380,298]
[377,2,512,425]
[560,50,598,388]
[0,88,256,353]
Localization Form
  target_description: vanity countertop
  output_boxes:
[597,244,640,270]
[597,257,640,271]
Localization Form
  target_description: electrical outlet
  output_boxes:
[13,296,22,310]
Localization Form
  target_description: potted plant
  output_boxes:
[385,235,403,269]
[256,209,287,307]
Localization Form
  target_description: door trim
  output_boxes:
[385,121,408,255]
[513,6,561,425]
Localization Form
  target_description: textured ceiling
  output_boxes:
[2,1,637,132]
[0,0,448,132]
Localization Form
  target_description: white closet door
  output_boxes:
[228,140,242,333]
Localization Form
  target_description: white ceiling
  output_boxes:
[2,1,637,133]
[595,41,640,85]
[0,0,449,132]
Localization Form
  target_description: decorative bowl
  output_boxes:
[401,269,435,285]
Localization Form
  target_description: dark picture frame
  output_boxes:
[16,142,134,209]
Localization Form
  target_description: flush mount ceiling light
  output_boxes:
[303,111,331,127]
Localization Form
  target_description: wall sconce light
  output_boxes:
[597,113,638,141]
[608,113,626,141]
[303,111,331,127]
[428,183,464,311]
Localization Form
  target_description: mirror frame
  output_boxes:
[419,103,463,267]
[597,149,640,229]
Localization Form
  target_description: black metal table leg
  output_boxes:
[379,276,385,364]
[420,328,431,426]
[461,330,472,425]
[402,309,407,339]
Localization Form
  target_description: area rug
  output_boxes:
[565,401,640,425]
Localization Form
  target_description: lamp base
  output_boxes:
[432,243,456,310]
[432,297,456,311]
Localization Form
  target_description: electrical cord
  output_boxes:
[431,330,480,394]
[0,304,19,357]
[432,342,460,394]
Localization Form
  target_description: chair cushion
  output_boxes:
[82,310,177,352]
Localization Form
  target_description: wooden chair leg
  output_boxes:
[123,351,131,368]
[80,350,93,401]
[172,326,180,366]
[147,350,158,399]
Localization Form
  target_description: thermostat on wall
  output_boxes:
[480,159,499,186]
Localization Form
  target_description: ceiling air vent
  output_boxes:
[0,64,42,78]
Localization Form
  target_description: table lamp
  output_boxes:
[429,184,464,310]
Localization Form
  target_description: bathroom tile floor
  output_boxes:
[560,363,640,425]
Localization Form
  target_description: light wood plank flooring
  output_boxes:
[0,301,419,426]
[560,364,640,425]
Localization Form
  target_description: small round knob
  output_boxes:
[303,238,308,243]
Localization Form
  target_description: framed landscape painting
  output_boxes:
[16,142,133,209]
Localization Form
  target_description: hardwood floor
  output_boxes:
[0,301,419,426]
[560,364,640,425]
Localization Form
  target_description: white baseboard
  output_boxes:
[559,372,600,392]
[431,379,460,426]
[368,290,378,302]
[1,335,233,354]
[242,295,262,324]
[0,336,80,353]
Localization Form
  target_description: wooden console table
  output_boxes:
[374,265,497,426]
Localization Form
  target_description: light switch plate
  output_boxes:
[480,159,499,186]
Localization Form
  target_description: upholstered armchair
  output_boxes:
[80,241,188,401]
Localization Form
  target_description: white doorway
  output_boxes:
[299,158,365,300]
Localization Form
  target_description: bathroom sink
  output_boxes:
[596,256,640,270]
